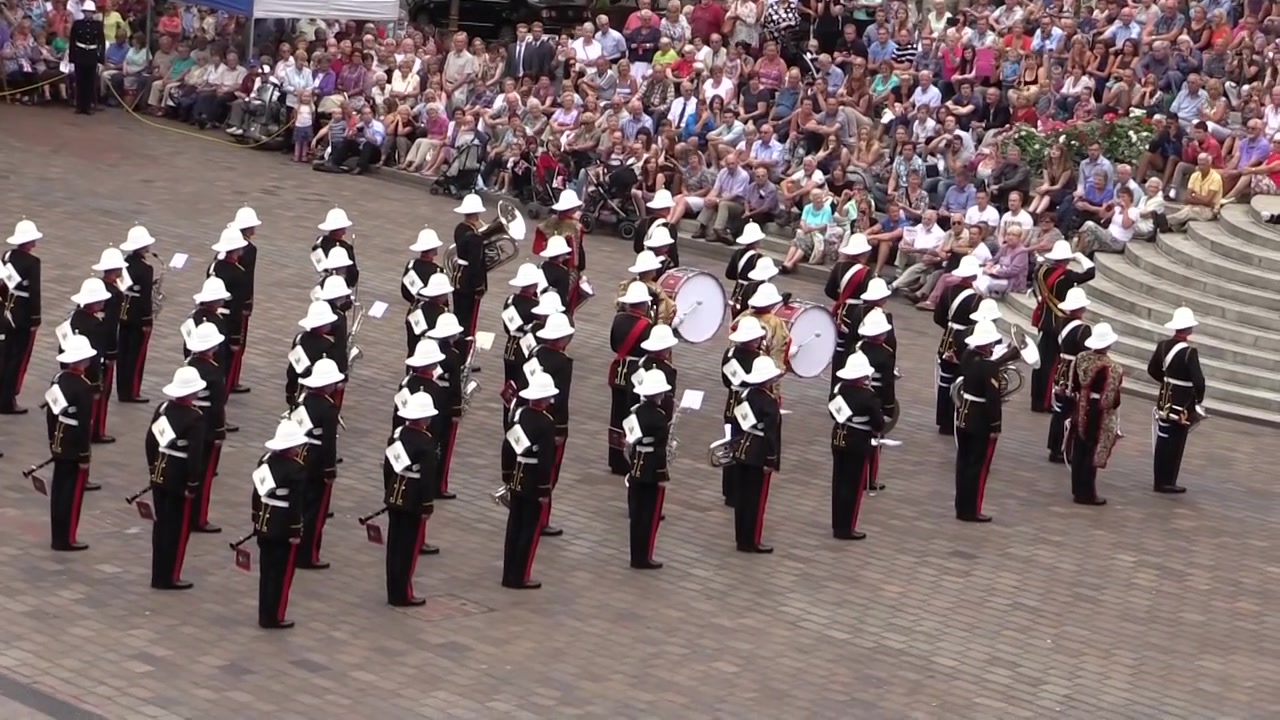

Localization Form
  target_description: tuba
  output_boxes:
[444,199,525,275]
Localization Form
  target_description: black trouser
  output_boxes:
[1070,434,1100,501]
[627,481,664,565]
[73,60,96,112]
[330,139,382,172]
[0,325,36,411]
[936,361,958,434]
[608,388,631,474]
[832,447,870,535]
[151,488,191,587]
[257,536,297,628]
[732,465,771,549]
[452,289,482,344]
[92,359,115,440]
[1153,419,1189,490]
[116,323,151,399]
[386,509,426,604]
[955,431,997,518]
[1030,330,1058,413]
[1047,400,1071,460]
[297,478,332,567]
[50,459,87,548]
[187,438,221,529]
[502,492,545,586]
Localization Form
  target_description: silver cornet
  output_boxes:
[706,423,735,468]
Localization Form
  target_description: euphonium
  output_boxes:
[444,199,525,276]
[706,423,735,467]
[491,484,511,508]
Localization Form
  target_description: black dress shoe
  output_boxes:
[1048,453,1066,464]
[1155,485,1187,494]
[92,435,117,444]
[0,406,30,415]
[193,524,222,533]
[84,482,102,491]
[540,525,564,537]
[957,514,993,523]
[119,396,151,404]
[938,428,955,436]
[390,597,427,607]
[225,423,240,433]
[52,542,89,551]
[230,385,251,394]
[1073,497,1107,506]
[469,364,482,374]
[834,530,867,540]
[325,510,334,519]
[419,544,440,555]
[737,544,774,554]
[502,580,542,589]
[260,620,295,630]
[723,497,735,507]
[630,560,664,570]
[437,491,457,500]
[297,561,330,570]
[152,580,194,590]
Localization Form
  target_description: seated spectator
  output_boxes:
[780,155,827,215]
[866,200,910,275]
[1165,152,1223,231]
[996,191,1033,247]
[172,52,214,123]
[1167,122,1224,200]
[400,102,448,173]
[381,103,416,167]
[224,63,277,136]
[895,169,931,226]
[147,41,192,115]
[311,106,350,163]
[977,225,1029,297]
[1221,135,1280,204]
[1133,178,1166,242]
[1065,170,1115,231]
[193,51,247,128]
[1028,143,1075,217]
[692,152,750,243]
[705,105,745,163]
[1076,185,1140,256]
[963,187,1000,236]
[321,104,386,175]
[32,30,65,104]
[781,190,835,272]
[666,150,716,222]
[740,122,786,180]
[891,210,948,294]
[1,17,40,105]
[1025,212,1065,256]
[115,31,151,107]
[987,145,1031,210]
[741,166,780,228]
[98,28,130,103]
[916,218,987,309]
[1220,119,1270,195]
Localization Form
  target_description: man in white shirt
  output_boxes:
[667,82,699,130]
[996,191,1034,247]
[779,156,826,212]
[595,15,627,62]
[393,38,423,75]
[908,70,942,110]
[1077,185,1140,255]
[740,122,786,180]
[963,187,1000,236]
[891,210,949,292]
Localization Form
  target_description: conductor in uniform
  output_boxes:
[728,356,783,553]
[226,205,262,393]
[1147,307,1205,494]
[1068,323,1123,506]
[528,312,575,537]
[827,352,883,541]
[1046,287,1092,463]
[607,282,654,474]
[400,228,444,304]
[451,194,492,353]
[313,208,359,289]
[0,219,43,414]
[624,368,672,569]
[251,420,309,630]
[501,373,559,589]
[383,392,440,607]
[69,1,105,115]
[952,320,1018,522]
[292,359,344,570]
[146,367,208,590]
[725,222,767,316]
[1029,241,1095,413]
[45,335,97,551]
[184,323,228,533]
[933,255,982,436]
[117,226,157,403]
[720,316,765,507]
[824,233,873,366]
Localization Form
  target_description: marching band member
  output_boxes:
[637,191,680,263]
[117,226,157,403]
[383,391,440,606]
[859,278,897,352]
[720,316,765,507]
[1068,323,1123,506]
[1047,288,1092,464]
[1030,241,1095,413]
[313,208,358,289]
[0,220,43,414]
[825,233,873,365]
[827,352,884,541]
[62,278,113,449]
[640,324,679,416]
[184,323,228,534]
[400,228,444,304]
[500,263,544,405]
[953,320,1019,523]
[405,273,453,356]
[1148,307,1205,494]
[502,372,559,589]
[226,205,262,394]
[724,223,766,316]
[529,312,575,536]
[285,301,339,407]
[933,255,982,436]
[538,235,577,312]
[856,308,896,493]
[451,193,491,351]
[292,358,344,570]
[426,313,466,502]
[624,368,673,569]
[528,291,564,339]
[728,356,783,553]
[737,282,791,370]
[607,282,655,475]
[45,334,97,550]
[535,189,587,261]
[209,227,252,391]
[146,367,208,589]
[643,225,678,275]
[393,339,448,555]
[318,246,356,283]
[183,277,233,370]
[314,275,353,409]
[734,257,780,325]
[250,419,309,630]
[90,248,126,442]
[618,250,676,325]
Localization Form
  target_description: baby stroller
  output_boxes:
[524,148,569,218]
[580,163,641,237]
[429,135,486,199]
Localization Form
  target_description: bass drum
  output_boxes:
[657,267,726,343]
[776,300,836,378]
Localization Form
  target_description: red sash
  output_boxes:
[831,264,867,315]
[606,315,651,386]
[532,226,549,257]
[1031,265,1067,326]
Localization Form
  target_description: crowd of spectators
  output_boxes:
[7,0,1280,297]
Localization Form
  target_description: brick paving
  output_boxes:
[0,107,1277,720]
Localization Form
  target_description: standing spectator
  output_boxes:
[725,0,761,49]
[626,10,661,79]
[443,32,476,109]
[659,0,691,49]
[688,0,725,43]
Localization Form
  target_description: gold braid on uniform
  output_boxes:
[617,278,675,325]
[733,309,790,369]
[1072,351,1124,469]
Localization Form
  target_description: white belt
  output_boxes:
[743,428,764,437]
[516,457,539,464]
[9,289,28,297]
[124,290,140,297]
[1165,378,1193,387]
[1059,353,1076,361]
[260,496,288,508]
[398,470,421,479]
[160,448,188,458]
[843,299,863,306]
[948,322,970,331]
[455,259,470,266]
[58,416,79,426]
[634,446,656,453]
[842,421,872,431]
[1088,392,1102,400]
[193,400,211,407]
[869,380,883,388]
[75,42,99,49]
[961,392,986,403]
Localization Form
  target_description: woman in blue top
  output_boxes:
[781,189,835,272]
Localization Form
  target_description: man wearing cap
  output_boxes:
[856,308,896,493]
[293,358,343,570]
[828,351,884,541]
[0,220,44,414]
[737,282,791,371]
[401,228,444,305]
[720,316,764,507]
[1068,323,1123,507]
[619,250,676,325]
[286,301,339,407]
[426,314,465,504]
[91,248,126,442]
[535,190,587,281]
[538,236,580,318]
[640,324,679,417]
[1030,240,1096,413]
[405,273,453,356]
[637,191,680,259]
[825,233,874,365]
[1147,307,1205,494]
[183,278,233,370]
[383,391,441,606]
[209,227,252,393]
[643,225,679,276]
[451,194,491,355]
[44,335,98,551]
[608,282,655,475]
[61,278,113,448]
[227,205,262,394]
[953,320,1020,523]
[500,264,543,404]
[933,255,982,436]
[624,368,672,569]
[184,323,228,533]
[146,367,208,589]
[313,208,359,290]
[69,0,106,114]
[251,420,310,629]
[526,313,575,536]
[727,356,783,553]
[1047,287,1092,464]
[725,222,766,317]
[117,226,157,403]
[502,374,559,589]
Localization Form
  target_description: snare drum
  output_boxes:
[776,300,837,378]
[658,267,727,343]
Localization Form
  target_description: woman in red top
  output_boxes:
[157,5,182,40]
[1222,136,1280,202]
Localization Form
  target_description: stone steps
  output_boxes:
[1118,239,1280,312]
[1187,220,1280,273]
[1156,230,1280,293]
[1095,251,1280,332]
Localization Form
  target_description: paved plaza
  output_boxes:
[0,108,1277,720]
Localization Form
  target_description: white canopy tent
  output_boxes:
[251,0,400,20]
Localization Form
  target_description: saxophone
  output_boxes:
[665,406,681,463]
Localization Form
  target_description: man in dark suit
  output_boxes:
[506,24,542,82]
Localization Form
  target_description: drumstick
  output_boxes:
[672,299,703,328]
[787,331,822,358]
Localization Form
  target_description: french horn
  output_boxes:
[444,199,526,275]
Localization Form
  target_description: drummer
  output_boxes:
[734,282,791,370]
[643,226,678,276]
[635,191,680,266]
[726,222,767,316]
[618,251,676,326]
[655,267,729,345]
